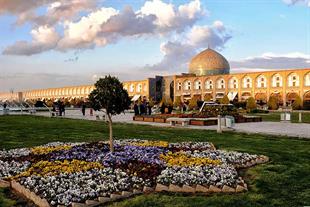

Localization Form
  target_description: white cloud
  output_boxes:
[140,0,176,27]
[139,0,203,32]
[57,7,118,50]
[148,20,232,71]
[3,25,60,55]
[231,52,310,69]
[0,0,97,26]
[282,0,310,7]
[187,22,231,48]
[3,0,205,56]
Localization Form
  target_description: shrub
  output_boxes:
[250,109,269,113]
[234,101,246,109]
[246,97,257,111]
[204,94,212,101]
[174,96,182,108]
[188,96,199,110]
[292,95,302,110]
[267,96,279,110]
[220,95,230,104]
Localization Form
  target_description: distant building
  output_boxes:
[1,48,310,107]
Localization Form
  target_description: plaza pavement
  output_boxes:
[2,108,310,138]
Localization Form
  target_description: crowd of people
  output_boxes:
[133,101,152,116]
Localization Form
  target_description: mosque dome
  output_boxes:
[189,48,230,76]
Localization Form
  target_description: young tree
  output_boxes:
[267,96,279,110]
[292,95,302,110]
[204,94,212,102]
[246,97,257,111]
[174,96,182,108]
[88,76,131,152]
[220,95,230,105]
[188,96,199,110]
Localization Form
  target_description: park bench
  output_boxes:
[167,117,191,126]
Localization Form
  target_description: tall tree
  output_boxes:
[88,76,131,152]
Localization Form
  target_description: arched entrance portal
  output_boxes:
[304,91,310,101]
[303,91,310,110]
[241,92,251,101]
[270,93,283,105]
[286,92,299,104]
[255,93,267,105]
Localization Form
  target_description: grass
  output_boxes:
[0,115,309,207]
[248,111,310,123]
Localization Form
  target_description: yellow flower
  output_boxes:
[12,159,103,179]
[131,140,169,148]
[31,145,72,155]
[160,152,221,167]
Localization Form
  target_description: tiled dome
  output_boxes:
[189,48,230,76]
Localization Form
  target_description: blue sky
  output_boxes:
[0,0,309,91]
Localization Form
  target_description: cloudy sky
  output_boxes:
[0,0,309,92]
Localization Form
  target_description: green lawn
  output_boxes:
[0,115,309,207]
[248,111,310,123]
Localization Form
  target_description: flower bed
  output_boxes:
[133,114,262,125]
[0,140,268,207]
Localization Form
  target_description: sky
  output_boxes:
[0,0,309,92]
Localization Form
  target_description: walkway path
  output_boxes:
[3,109,310,138]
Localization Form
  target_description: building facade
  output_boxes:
[0,48,309,107]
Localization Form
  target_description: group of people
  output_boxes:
[52,101,65,116]
[134,101,152,116]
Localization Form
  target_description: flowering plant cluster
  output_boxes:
[0,139,267,206]
[13,160,103,178]
[160,151,221,167]
[31,145,73,155]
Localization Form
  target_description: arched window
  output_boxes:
[205,79,213,90]
[229,77,238,89]
[288,73,299,87]
[194,80,201,90]
[130,84,135,92]
[272,74,282,87]
[256,75,267,88]
[137,83,142,92]
[184,80,191,90]
[305,72,310,86]
[242,76,252,88]
[177,82,182,90]
[217,78,225,89]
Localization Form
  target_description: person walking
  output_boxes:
[61,102,65,116]
[134,102,139,115]
[82,104,86,116]
[58,101,63,116]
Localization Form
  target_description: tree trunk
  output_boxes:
[106,112,114,152]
